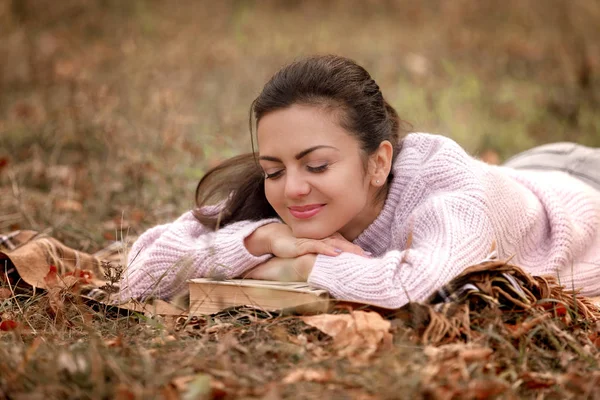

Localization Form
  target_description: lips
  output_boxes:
[288,204,325,220]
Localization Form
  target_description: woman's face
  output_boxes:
[257,104,382,240]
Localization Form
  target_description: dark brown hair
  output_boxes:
[193,55,408,229]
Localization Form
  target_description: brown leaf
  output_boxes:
[114,384,136,400]
[171,375,194,392]
[424,343,493,363]
[301,311,392,364]
[104,336,122,348]
[44,265,59,287]
[460,347,494,362]
[520,371,557,389]
[161,384,180,400]
[558,372,599,395]
[505,314,551,339]
[54,59,78,80]
[54,199,83,213]
[170,373,224,400]
[282,368,333,384]
[0,287,13,299]
[205,323,234,334]
[46,287,66,323]
[0,319,19,331]
[465,379,509,399]
[0,157,8,173]
[130,209,146,224]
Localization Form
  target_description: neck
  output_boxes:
[339,186,388,241]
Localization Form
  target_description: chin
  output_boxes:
[290,224,336,240]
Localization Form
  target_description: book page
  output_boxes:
[188,278,328,295]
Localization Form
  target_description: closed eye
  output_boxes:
[264,170,284,180]
[307,164,328,173]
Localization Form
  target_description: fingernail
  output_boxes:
[364,251,373,257]
[334,248,343,253]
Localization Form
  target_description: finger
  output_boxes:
[328,233,369,256]
[323,237,366,256]
[295,239,340,257]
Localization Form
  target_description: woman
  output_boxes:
[118,55,600,308]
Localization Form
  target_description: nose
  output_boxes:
[284,171,311,199]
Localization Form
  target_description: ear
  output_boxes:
[368,140,394,187]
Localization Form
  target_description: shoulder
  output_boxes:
[399,132,473,163]
[393,133,486,191]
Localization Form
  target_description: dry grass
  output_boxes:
[2,265,600,399]
[1,0,600,398]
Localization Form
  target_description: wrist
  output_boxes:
[244,223,276,256]
[298,254,317,280]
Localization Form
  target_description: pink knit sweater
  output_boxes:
[118,133,600,307]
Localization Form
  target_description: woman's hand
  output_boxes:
[243,254,317,282]
[245,223,367,258]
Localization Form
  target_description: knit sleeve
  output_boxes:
[307,192,496,308]
[118,211,281,301]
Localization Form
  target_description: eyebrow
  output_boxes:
[258,145,339,162]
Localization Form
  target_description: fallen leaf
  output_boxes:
[54,59,78,80]
[171,375,195,392]
[151,335,177,345]
[465,379,509,399]
[46,287,66,323]
[173,373,218,400]
[130,209,146,224]
[424,343,493,363]
[282,368,333,384]
[205,323,234,334]
[0,288,13,299]
[520,371,557,389]
[558,371,599,395]
[104,336,122,348]
[103,232,116,241]
[505,314,551,338]
[460,347,494,362]
[216,331,248,356]
[301,311,392,364]
[0,157,8,173]
[17,336,43,374]
[54,199,83,213]
[44,265,59,287]
[161,384,180,400]
[0,319,18,331]
[102,219,131,232]
[114,384,136,400]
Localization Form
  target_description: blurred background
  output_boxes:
[0,0,599,251]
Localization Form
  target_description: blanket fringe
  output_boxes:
[403,261,600,346]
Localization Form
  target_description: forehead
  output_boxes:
[257,104,358,155]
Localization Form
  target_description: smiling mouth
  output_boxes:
[288,204,325,220]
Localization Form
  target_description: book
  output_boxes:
[188,278,333,316]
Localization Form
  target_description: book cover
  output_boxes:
[188,278,332,315]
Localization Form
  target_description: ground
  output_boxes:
[1,0,600,398]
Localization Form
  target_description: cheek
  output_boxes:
[264,183,281,209]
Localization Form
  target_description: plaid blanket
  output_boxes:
[0,230,122,300]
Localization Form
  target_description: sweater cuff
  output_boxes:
[307,252,412,309]
[210,218,281,278]
[307,253,389,303]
